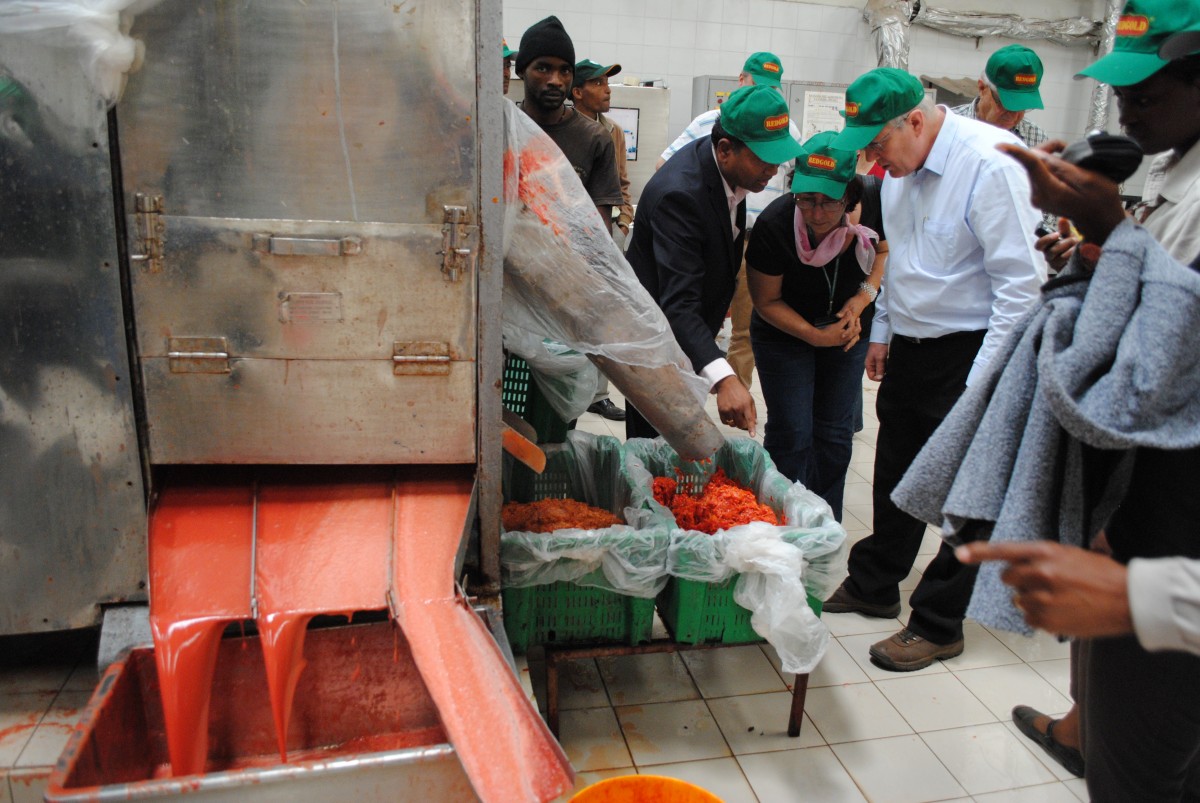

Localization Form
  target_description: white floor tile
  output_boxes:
[639,757,758,802]
[679,645,787,699]
[1027,659,1072,700]
[897,563,923,592]
[707,691,825,753]
[558,658,612,711]
[917,529,943,556]
[802,683,913,744]
[7,768,49,803]
[973,782,1084,802]
[558,706,633,772]
[984,627,1072,663]
[921,722,1057,794]
[15,691,90,767]
[843,503,874,529]
[0,697,45,768]
[597,652,699,706]
[0,667,68,698]
[831,734,967,803]
[836,631,950,681]
[875,673,997,732]
[739,745,867,802]
[954,664,1072,721]
[550,768,634,803]
[842,482,873,507]
[801,639,872,688]
[1063,776,1090,800]
[942,622,1023,671]
[616,699,730,766]
[823,612,900,639]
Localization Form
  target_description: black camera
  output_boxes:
[1059,131,1143,184]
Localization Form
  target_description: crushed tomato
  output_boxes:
[501,498,622,533]
[652,469,779,534]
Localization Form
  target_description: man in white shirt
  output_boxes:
[822,68,1045,671]
[657,51,801,391]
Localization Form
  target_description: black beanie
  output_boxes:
[515,16,575,75]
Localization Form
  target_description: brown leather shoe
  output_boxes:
[869,629,964,672]
[823,583,901,619]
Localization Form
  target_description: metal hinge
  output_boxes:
[168,337,231,374]
[393,341,451,376]
[438,205,475,282]
[131,193,165,273]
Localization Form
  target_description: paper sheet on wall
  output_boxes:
[801,90,846,141]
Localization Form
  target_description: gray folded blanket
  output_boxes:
[892,219,1200,633]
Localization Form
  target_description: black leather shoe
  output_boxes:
[1012,705,1085,778]
[587,399,626,421]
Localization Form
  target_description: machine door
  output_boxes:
[0,39,146,633]
[118,0,480,464]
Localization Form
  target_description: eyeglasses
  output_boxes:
[863,125,898,157]
[794,196,847,212]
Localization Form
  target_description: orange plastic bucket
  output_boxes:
[570,774,724,802]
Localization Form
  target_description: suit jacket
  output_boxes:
[626,136,746,374]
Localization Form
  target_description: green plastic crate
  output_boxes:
[657,576,823,645]
[502,578,655,653]
[502,354,570,444]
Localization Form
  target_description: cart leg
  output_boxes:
[546,650,561,737]
[788,673,810,737]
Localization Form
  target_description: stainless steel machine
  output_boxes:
[2,1,576,800]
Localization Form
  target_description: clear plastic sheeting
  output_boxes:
[0,1,158,104]
[501,100,724,460]
[625,437,849,674]
[501,320,599,423]
[501,432,675,598]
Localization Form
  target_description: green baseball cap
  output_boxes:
[1159,27,1200,60]
[791,131,857,199]
[573,59,621,89]
[831,67,925,151]
[1076,0,1200,86]
[718,85,803,165]
[502,39,516,59]
[985,45,1044,111]
[743,51,784,87]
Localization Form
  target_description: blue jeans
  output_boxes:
[751,334,869,521]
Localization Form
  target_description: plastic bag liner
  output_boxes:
[500,431,675,599]
[0,1,160,105]
[501,100,724,460]
[624,437,850,674]
[501,319,598,423]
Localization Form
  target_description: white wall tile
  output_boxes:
[746,25,776,55]
[669,19,698,48]
[671,0,700,21]
[590,14,620,46]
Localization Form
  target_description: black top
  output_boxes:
[745,179,885,345]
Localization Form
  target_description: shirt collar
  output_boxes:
[712,143,749,206]
[921,105,956,177]
[1160,138,1200,203]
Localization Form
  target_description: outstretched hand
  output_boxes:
[997,141,1127,245]
[955,540,1133,639]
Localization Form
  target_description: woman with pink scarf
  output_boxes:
[745,130,886,520]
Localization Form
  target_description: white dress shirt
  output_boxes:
[661,107,800,227]
[1141,141,1200,265]
[697,146,749,390]
[870,109,1046,386]
[1129,557,1200,656]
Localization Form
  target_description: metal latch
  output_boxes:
[393,341,451,376]
[168,337,231,374]
[252,234,363,257]
[131,193,164,273]
[438,205,475,282]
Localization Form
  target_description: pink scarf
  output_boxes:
[793,205,879,274]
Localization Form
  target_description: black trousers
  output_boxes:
[1082,635,1200,802]
[625,404,658,440]
[843,331,984,645]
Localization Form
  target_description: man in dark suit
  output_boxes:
[625,84,803,440]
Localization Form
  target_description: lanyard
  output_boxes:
[816,238,842,315]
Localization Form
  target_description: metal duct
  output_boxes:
[863,1,1106,71]
[1087,0,1124,133]
[863,0,915,69]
